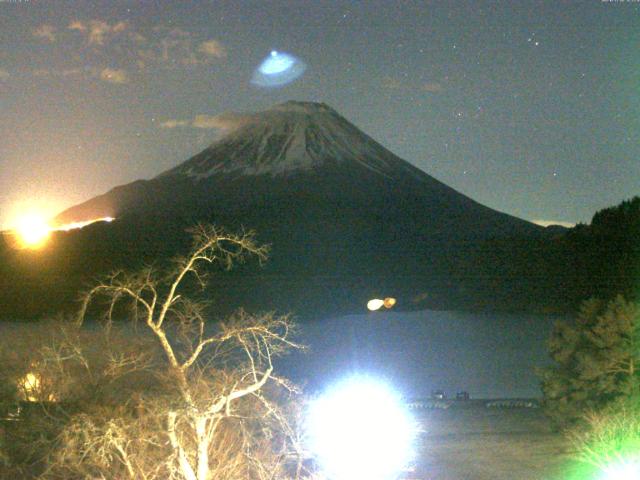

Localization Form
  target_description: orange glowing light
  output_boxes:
[5,214,115,250]
[383,297,397,309]
[14,214,51,248]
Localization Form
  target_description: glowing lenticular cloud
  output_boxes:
[251,50,306,87]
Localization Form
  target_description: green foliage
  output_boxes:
[567,397,640,476]
[540,295,640,427]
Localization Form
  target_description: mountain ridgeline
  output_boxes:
[1,101,633,319]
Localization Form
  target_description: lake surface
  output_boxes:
[281,310,561,399]
[0,309,561,399]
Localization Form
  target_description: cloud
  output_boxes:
[33,24,56,43]
[532,219,576,228]
[158,113,250,132]
[87,20,127,45]
[198,40,226,58]
[61,68,84,77]
[31,67,94,79]
[99,67,129,84]
[159,119,189,129]
[68,20,87,32]
[191,113,249,131]
[27,20,225,84]
[0,69,9,80]
[141,27,227,67]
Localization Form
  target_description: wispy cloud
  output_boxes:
[159,112,250,132]
[532,219,575,228]
[149,28,227,67]
[68,20,87,32]
[28,20,227,85]
[67,19,128,45]
[32,66,97,79]
[159,119,189,129]
[193,113,250,131]
[99,67,129,84]
[88,20,127,45]
[198,40,227,58]
[33,24,56,43]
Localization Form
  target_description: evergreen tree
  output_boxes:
[540,295,640,427]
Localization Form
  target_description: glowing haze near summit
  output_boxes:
[0,2,638,227]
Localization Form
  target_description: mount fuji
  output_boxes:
[4,101,551,318]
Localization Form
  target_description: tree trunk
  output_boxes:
[196,417,210,480]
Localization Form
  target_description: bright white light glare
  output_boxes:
[260,51,295,74]
[306,376,416,480]
[367,298,384,311]
[251,50,306,87]
[601,459,640,480]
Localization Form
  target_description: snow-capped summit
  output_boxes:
[160,101,415,179]
[56,100,539,242]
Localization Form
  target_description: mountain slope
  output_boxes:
[5,101,549,318]
[57,101,538,239]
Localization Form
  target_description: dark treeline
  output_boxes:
[1,196,638,319]
[457,196,640,313]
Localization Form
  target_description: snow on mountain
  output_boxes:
[56,100,539,244]
[159,101,417,180]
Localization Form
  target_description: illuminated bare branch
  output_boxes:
[31,225,310,480]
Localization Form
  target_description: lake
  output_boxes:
[282,310,561,399]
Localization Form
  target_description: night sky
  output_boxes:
[1,1,638,229]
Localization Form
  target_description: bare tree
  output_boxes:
[34,225,313,480]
